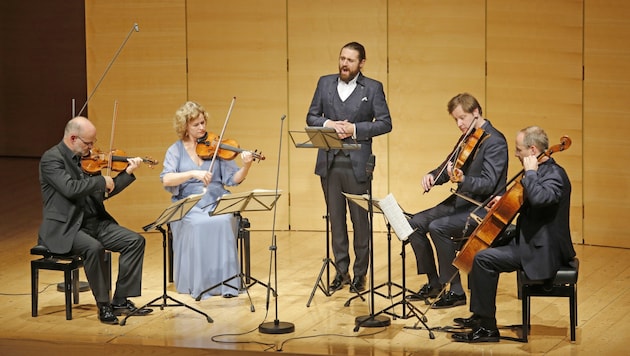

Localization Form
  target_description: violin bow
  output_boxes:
[76,23,139,117]
[208,96,237,173]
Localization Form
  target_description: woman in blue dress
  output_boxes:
[160,101,254,299]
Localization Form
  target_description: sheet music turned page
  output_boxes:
[378,193,414,241]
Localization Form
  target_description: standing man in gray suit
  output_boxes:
[38,116,152,324]
[306,42,393,293]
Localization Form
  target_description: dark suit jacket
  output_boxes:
[38,141,135,254]
[517,157,576,280]
[431,120,509,209]
[306,73,393,183]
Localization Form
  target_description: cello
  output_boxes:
[452,135,572,274]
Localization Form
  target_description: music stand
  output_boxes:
[120,192,212,325]
[345,193,435,337]
[342,193,415,316]
[194,189,282,312]
[289,127,361,306]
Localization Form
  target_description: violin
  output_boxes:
[81,148,158,176]
[196,132,265,162]
[452,136,572,274]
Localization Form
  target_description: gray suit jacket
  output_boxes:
[306,73,393,183]
[38,141,135,254]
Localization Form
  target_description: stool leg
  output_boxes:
[72,268,80,304]
[31,262,39,317]
[64,269,73,320]
[570,288,576,341]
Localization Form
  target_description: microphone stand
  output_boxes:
[354,155,390,330]
[259,115,295,334]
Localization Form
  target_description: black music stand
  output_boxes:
[342,193,416,317]
[346,193,435,337]
[289,127,361,306]
[194,189,282,312]
[120,193,212,325]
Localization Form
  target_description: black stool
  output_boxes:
[518,257,579,342]
[31,245,111,320]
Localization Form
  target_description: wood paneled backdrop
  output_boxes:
[17,0,630,247]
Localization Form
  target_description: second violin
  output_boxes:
[196,132,265,162]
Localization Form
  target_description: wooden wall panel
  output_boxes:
[287,0,389,231]
[186,0,288,231]
[85,0,188,231]
[584,0,630,247]
[486,0,584,243]
[388,0,486,216]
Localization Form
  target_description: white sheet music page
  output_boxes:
[379,193,414,241]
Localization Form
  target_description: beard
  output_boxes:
[339,66,359,83]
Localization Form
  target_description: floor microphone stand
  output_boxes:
[354,155,390,330]
[259,114,294,334]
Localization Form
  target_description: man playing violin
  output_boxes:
[38,116,152,324]
[451,126,576,343]
[406,93,509,308]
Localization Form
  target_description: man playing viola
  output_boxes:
[451,126,576,342]
[406,93,509,308]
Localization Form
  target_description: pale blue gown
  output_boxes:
[160,140,241,300]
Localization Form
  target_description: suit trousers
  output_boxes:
[321,154,370,277]
[73,218,146,304]
[469,244,521,318]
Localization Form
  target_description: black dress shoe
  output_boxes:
[452,326,500,343]
[98,304,119,325]
[112,299,153,316]
[350,275,366,292]
[431,290,466,309]
[406,283,442,301]
[328,272,351,292]
[453,314,482,328]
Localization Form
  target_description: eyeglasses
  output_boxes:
[75,136,97,147]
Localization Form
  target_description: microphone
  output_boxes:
[366,154,375,179]
[134,23,140,32]
[280,114,286,121]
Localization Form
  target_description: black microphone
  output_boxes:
[366,154,376,178]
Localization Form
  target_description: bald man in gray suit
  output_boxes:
[306,42,393,293]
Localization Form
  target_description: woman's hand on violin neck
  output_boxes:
[241,151,254,166]
[125,157,143,174]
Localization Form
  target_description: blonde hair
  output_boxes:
[173,101,208,140]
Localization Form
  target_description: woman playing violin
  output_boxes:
[160,101,254,299]
[451,126,576,343]
[406,93,509,309]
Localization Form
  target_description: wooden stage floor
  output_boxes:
[1,157,628,355]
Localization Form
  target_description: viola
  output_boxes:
[450,127,485,182]
[452,136,572,274]
[196,132,265,162]
[81,148,158,175]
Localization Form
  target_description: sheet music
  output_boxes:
[378,193,414,241]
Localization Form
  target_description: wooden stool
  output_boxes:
[31,245,111,320]
[518,257,579,342]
